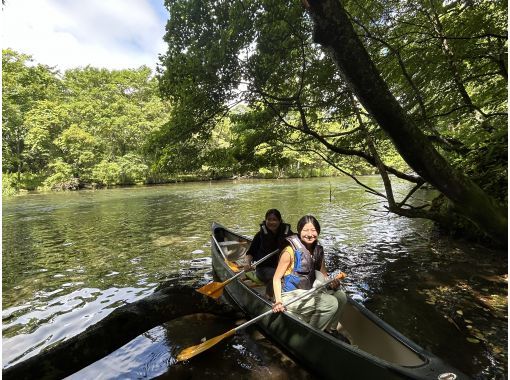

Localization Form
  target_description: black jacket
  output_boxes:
[247,222,293,268]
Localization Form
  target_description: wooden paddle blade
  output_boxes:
[225,260,241,272]
[176,328,236,362]
[195,282,225,299]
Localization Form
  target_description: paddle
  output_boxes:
[224,259,241,272]
[178,271,346,362]
[196,248,280,299]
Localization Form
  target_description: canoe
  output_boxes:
[210,222,469,380]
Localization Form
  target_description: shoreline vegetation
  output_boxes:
[3,170,352,196]
[2,49,383,198]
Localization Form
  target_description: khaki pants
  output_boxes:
[281,286,347,331]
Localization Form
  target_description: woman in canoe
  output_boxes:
[272,215,347,338]
[244,209,293,295]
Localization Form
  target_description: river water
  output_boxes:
[2,177,507,379]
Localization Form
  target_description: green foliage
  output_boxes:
[343,0,507,201]
[158,0,396,181]
[54,124,98,177]
[2,50,173,193]
[91,160,121,187]
[2,172,47,195]
[117,154,149,184]
[2,174,18,196]
[2,49,62,186]
[90,155,149,187]
[42,159,75,190]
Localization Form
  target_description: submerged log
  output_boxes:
[3,281,240,380]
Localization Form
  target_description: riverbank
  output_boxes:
[3,171,348,196]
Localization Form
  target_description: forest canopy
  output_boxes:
[2,48,345,195]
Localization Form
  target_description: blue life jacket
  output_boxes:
[282,235,324,292]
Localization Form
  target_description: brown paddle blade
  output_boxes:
[195,281,228,299]
[225,260,240,272]
[176,328,236,362]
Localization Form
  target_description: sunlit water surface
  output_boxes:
[3,178,507,379]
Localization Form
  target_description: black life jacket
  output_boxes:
[255,222,291,267]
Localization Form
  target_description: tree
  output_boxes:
[304,0,507,243]
[61,67,168,160]
[2,49,61,187]
[157,0,507,245]
[2,50,173,191]
[53,124,98,178]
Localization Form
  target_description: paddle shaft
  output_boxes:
[233,274,343,333]
[222,248,280,285]
[246,248,280,269]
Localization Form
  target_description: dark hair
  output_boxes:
[265,208,282,221]
[297,215,321,235]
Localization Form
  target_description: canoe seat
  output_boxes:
[218,241,246,247]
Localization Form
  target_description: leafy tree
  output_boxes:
[2,50,172,191]
[53,124,98,179]
[61,67,168,161]
[2,49,62,187]
[24,101,72,172]
[91,160,121,187]
[117,153,149,184]
[305,0,507,243]
[42,159,75,190]
[157,0,507,244]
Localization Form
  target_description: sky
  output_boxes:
[1,0,169,72]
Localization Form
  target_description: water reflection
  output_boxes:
[2,178,507,378]
[3,286,154,366]
[68,314,315,380]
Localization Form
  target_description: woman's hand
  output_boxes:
[327,271,346,290]
[329,278,340,289]
[243,255,253,271]
[244,262,253,271]
[272,301,285,313]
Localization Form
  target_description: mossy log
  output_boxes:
[3,281,240,380]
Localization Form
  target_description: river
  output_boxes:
[2,177,507,379]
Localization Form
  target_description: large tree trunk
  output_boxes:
[305,0,507,246]
[2,282,240,380]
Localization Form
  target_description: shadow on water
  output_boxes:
[68,314,315,380]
